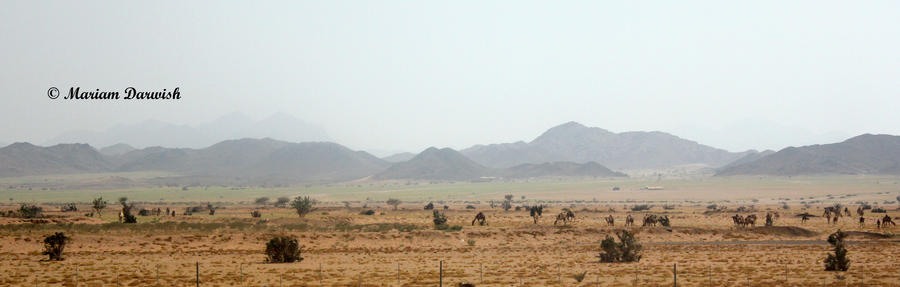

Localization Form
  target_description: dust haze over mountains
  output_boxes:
[3,1,900,155]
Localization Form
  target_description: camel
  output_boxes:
[642,215,658,227]
[832,215,839,225]
[471,212,486,226]
[856,207,864,217]
[605,215,615,226]
[745,215,757,227]
[458,283,475,287]
[877,219,882,229]
[801,214,809,224]
[554,211,574,225]
[882,215,896,227]
[118,210,124,223]
[858,216,865,228]
[843,207,851,217]
[765,212,774,226]
[529,205,543,224]
[625,214,634,227]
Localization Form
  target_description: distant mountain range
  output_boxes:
[716,134,900,176]
[3,122,898,184]
[44,112,330,149]
[462,122,751,170]
[381,152,416,163]
[374,147,627,181]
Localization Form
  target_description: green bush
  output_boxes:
[18,204,43,218]
[265,236,303,263]
[598,230,642,263]
[630,205,651,212]
[424,202,434,210]
[825,230,850,271]
[42,232,69,261]
[290,196,317,217]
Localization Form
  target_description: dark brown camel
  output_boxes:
[471,212,486,226]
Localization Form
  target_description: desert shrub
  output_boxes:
[432,210,448,229]
[360,209,375,215]
[598,230,642,263]
[265,236,303,263]
[121,205,137,223]
[92,197,107,216]
[659,216,671,227]
[504,194,514,201]
[274,197,290,208]
[255,197,269,205]
[466,239,476,246]
[60,203,78,212]
[424,202,434,210]
[871,207,887,213]
[443,205,449,210]
[630,204,650,212]
[19,204,43,218]
[138,209,151,216]
[573,271,587,283]
[825,230,850,271]
[251,210,262,218]
[501,200,512,211]
[386,198,401,210]
[42,232,69,261]
[436,224,462,232]
[290,196,317,217]
[662,204,675,210]
[466,205,476,209]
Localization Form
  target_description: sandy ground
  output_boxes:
[0,202,898,287]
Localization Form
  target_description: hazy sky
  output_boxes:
[2,1,899,153]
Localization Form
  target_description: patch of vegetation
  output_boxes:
[42,232,69,261]
[598,230,642,263]
[573,271,587,283]
[265,236,303,263]
[18,204,43,218]
[630,204,650,212]
[871,207,887,213]
[386,198,401,210]
[250,210,262,218]
[290,196,317,217]
[274,197,290,208]
[360,209,375,215]
[92,197,107,216]
[424,202,434,210]
[60,203,78,212]
[824,230,849,271]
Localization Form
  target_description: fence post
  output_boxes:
[439,260,443,287]
[196,262,200,287]
[708,265,712,287]
[480,263,483,284]
[319,263,322,286]
[398,262,400,285]
[156,264,160,286]
[558,264,561,285]
[240,263,243,286]
[673,263,677,287]
[75,264,78,287]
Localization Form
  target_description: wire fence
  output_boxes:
[6,260,900,286]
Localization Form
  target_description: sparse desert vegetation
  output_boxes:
[0,176,899,286]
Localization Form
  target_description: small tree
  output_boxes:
[825,230,850,271]
[265,236,303,263]
[386,198,401,210]
[598,230,642,263]
[290,196,317,217]
[504,194,514,201]
[42,232,69,261]
[255,197,270,206]
[207,203,217,215]
[120,199,136,223]
[92,197,107,216]
[274,197,290,208]
[18,204,43,218]
[501,200,512,211]
[424,202,434,210]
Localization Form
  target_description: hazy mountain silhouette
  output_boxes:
[716,134,900,176]
[0,143,111,177]
[374,147,491,181]
[717,149,775,170]
[381,152,416,162]
[462,122,750,170]
[1,139,387,184]
[115,138,388,183]
[501,161,627,178]
[98,143,137,156]
[44,112,330,149]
